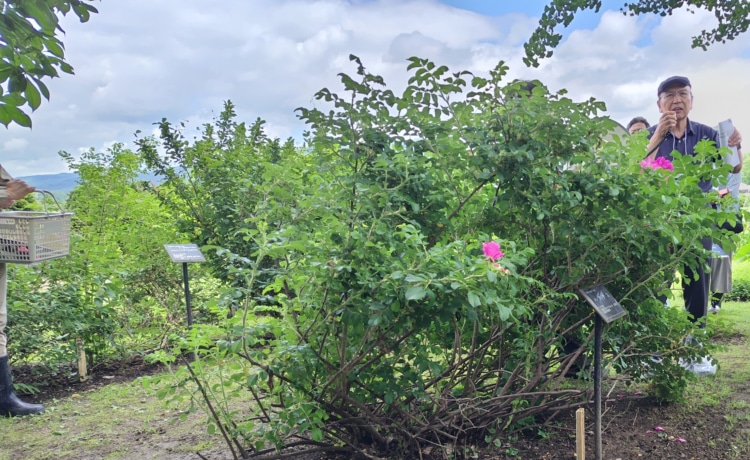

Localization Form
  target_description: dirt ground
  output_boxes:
[11,344,750,460]
[490,392,750,460]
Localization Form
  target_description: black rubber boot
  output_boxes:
[0,355,44,417]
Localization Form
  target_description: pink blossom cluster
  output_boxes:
[482,241,504,261]
[483,241,510,274]
[640,156,674,172]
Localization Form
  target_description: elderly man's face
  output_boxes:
[657,84,693,120]
[628,122,648,134]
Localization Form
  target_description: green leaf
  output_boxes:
[0,65,13,83]
[34,78,50,100]
[497,305,512,321]
[368,315,382,327]
[45,39,65,59]
[0,106,12,127]
[4,105,31,127]
[24,82,41,111]
[8,73,27,93]
[59,62,74,74]
[405,286,426,301]
[468,292,481,308]
[21,1,58,33]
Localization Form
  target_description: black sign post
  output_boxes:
[164,244,206,329]
[579,284,627,460]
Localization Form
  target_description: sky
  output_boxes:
[3,0,750,177]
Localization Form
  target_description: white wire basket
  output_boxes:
[0,190,72,264]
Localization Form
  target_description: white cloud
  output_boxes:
[1,1,749,177]
[2,138,29,151]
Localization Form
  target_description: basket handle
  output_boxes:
[34,190,66,215]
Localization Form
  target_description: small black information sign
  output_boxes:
[164,244,206,263]
[579,284,627,324]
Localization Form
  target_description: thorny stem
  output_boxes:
[182,356,246,460]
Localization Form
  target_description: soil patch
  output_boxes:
[486,392,750,459]
[12,354,167,404]
[9,350,750,459]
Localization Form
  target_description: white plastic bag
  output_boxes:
[680,356,717,376]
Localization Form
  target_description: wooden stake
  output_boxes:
[76,337,87,381]
[576,407,586,460]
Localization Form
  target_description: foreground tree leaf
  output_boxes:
[525,0,750,67]
[0,0,99,127]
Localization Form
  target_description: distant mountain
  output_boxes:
[16,172,161,201]
[18,173,78,192]
[16,173,79,198]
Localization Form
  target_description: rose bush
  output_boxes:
[144,56,732,459]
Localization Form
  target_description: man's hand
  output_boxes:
[654,111,677,139]
[1,179,35,208]
[729,128,742,148]
[728,128,743,173]
[646,111,677,159]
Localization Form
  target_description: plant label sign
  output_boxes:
[579,284,626,324]
[164,243,206,263]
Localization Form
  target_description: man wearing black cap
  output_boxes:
[645,75,742,325]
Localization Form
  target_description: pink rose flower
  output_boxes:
[482,241,504,261]
[640,157,674,171]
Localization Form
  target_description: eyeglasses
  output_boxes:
[660,90,692,101]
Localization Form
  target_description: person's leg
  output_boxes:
[0,263,43,417]
[711,292,724,311]
[0,263,8,358]
[709,248,732,313]
[683,262,708,323]
[683,238,712,326]
[709,256,721,313]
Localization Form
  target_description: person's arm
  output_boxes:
[732,147,743,174]
[726,128,743,173]
[0,179,35,208]
[728,128,742,148]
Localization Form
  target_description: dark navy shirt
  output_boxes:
[647,119,719,192]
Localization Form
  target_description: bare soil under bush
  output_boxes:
[10,334,750,460]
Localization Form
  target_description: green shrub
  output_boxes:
[6,146,185,367]
[726,279,750,301]
[145,57,726,458]
[724,259,750,301]
[733,259,750,282]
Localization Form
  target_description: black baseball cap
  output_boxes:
[657,76,691,96]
